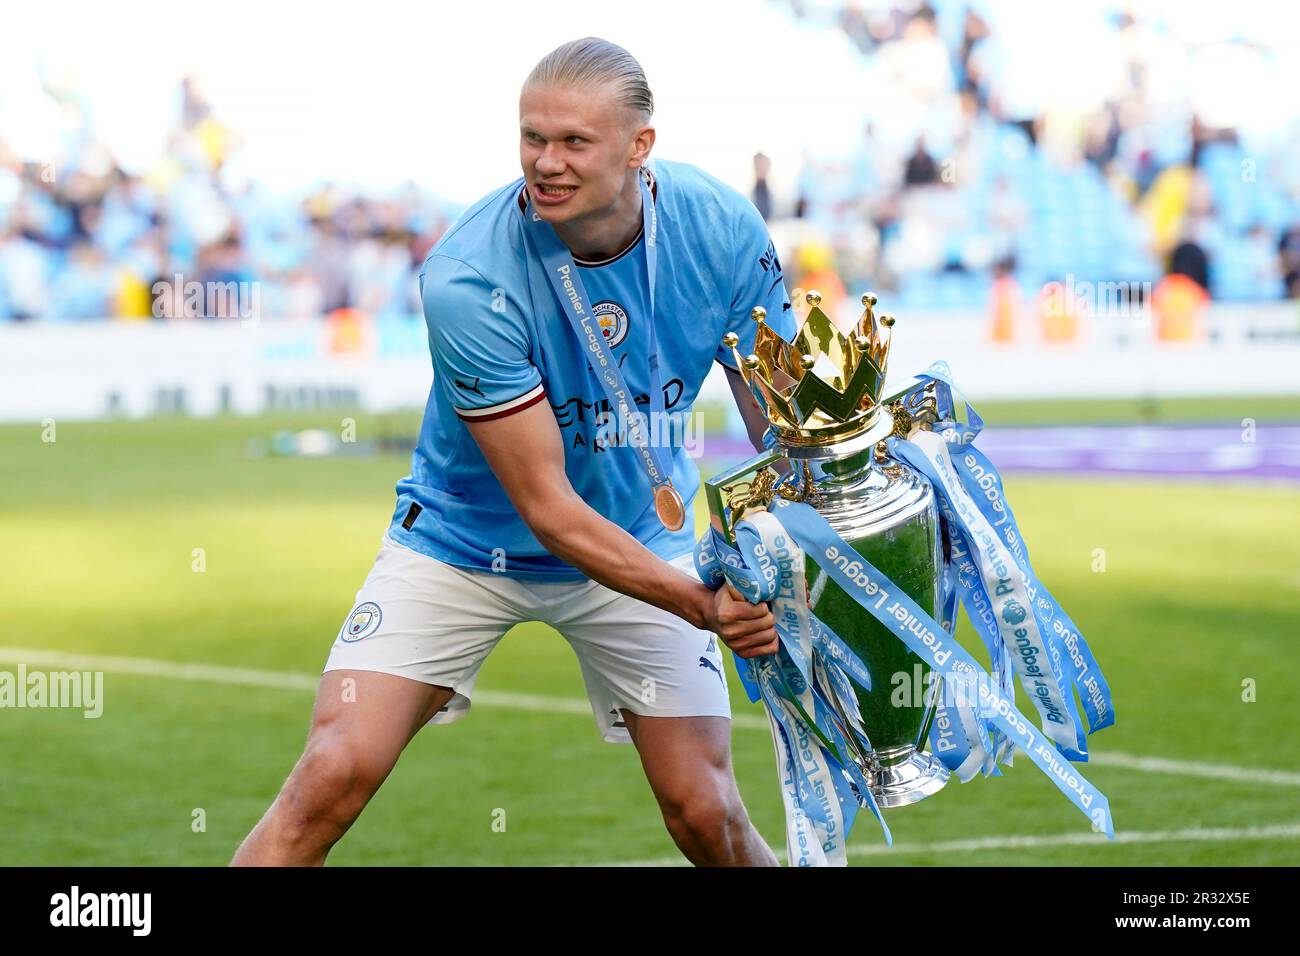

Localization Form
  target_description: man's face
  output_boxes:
[519,81,647,225]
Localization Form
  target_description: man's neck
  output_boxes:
[552,170,645,262]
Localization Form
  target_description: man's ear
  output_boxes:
[628,123,655,168]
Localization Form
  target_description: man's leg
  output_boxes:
[547,551,778,867]
[233,533,519,865]
[622,711,778,866]
[230,670,453,866]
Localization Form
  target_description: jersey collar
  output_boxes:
[518,166,657,267]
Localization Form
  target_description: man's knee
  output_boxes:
[659,779,746,843]
[283,733,388,832]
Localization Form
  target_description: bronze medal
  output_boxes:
[653,483,686,532]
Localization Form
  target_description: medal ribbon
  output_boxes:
[522,170,675,503]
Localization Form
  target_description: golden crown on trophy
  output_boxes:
[723,291,895,448]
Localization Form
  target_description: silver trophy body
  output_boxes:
[705,389,951,808]
[799,435,950,806]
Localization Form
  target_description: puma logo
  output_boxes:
[453,376,486,398]
[698,656,724,686]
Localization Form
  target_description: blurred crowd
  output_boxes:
[767,0,1300,320]
[2,3,1298,327]
[0,76,448,322]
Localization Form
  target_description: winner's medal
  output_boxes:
[653,481,685,531]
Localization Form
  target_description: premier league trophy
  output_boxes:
[706,292,949,807]
[696,290,1116,866]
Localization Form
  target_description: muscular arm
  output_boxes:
[725,365,790,477]
[464,400,776,656]
[725,365,770,452]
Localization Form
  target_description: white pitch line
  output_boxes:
[1085,751,1300,788]
[3,645,1298,790]
[0,646,321,693]
[600,822,1300,867]
[0,646,597,716]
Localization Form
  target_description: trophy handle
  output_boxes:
[880,383,912,406]
[703,448,784,546]
[880,378,942,437]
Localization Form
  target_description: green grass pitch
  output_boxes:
[1,397,1297,865]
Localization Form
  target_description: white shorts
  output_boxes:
[322,533,730,743]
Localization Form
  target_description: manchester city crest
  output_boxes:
[341,602,383,642]
[593,300,629,349]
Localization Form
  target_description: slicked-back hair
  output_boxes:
[524,37,654,124]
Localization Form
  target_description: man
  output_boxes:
[232,37,794,867]
[751,151,774,221]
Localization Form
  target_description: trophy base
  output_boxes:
[869,750,950,808]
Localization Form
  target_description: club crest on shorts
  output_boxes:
[341,602,382,642]
[593,300,629,349]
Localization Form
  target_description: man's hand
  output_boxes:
[705,583,778,659]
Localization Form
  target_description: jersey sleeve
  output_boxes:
[420,254,546,422]
[717,200,795,368]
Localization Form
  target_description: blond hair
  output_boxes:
[525,37,653,123]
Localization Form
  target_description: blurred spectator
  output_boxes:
[1170,240,1210,293]
[794,242,847,319]
[751,152,774,221]
[1279,226,1300,299]
[1153,241,1210,341]
[903,138,939,187]
[0,226,48,321]
[988,256,1019,343]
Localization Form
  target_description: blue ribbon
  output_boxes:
[768,498,1114,838]
[700,513,890,862]
[695,364,1118,857]
[893,363,1115,739]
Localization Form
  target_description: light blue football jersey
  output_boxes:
[389,159,795,580]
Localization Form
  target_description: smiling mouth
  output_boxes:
[535,182,578,196]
